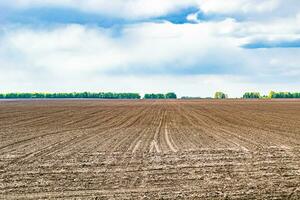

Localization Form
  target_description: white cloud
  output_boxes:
[0,21,244,75]
[186,12,200,23]
[0,1,300,96]
[1,20,300,96]
[0,0,197,19]
[0,0,286,19]
[198,0,280,14]
[1,0,290,19]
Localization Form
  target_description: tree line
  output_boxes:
[213,91,300,99]
[0,92,178,99]
[268,91,300,98]
[242,91,300,99]
[144,92,177,99]
[0,92,141,99]
[0,91,299,99]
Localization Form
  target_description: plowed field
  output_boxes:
[0,99,300,199]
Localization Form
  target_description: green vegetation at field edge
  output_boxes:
[0,92,141,99]
[144,92,177,99]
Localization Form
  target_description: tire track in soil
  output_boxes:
[164,123,178,153]
[132,140,141,154]
[139,102,162,154]
[149,108,164,154]
[127,113,156,155]
[127,102,157,154]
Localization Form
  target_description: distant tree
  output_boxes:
[165,92,177,99]
[157,94,165,99]
[267,91,300,99]
[293,93,300,98]
[144,93,164,99]
[268,91,275,98]
[0,92,141,99]
[243,92,260,99]
[144,93,177,99]
[5,93,18,98]
[214,92,227,99]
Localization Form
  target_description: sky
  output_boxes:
[0,0,300,97]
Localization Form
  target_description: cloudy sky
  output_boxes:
[0,0,300,97]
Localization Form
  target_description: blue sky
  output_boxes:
[0,0,300,97]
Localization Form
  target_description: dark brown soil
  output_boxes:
[0,99,299,199]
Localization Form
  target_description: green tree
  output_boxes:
[214,92,227,99]
[144,93,168,99]
[268,91,275,98]
[243,92,260,99]
[165,92,177,99]
[267,91,300,99]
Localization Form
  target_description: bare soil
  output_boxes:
[0,99,299,199]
